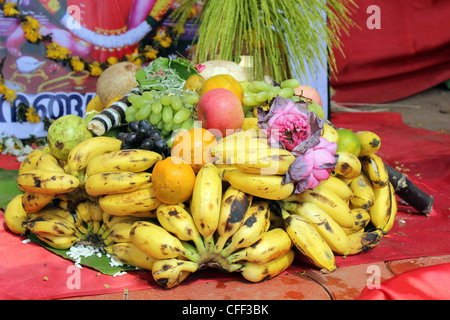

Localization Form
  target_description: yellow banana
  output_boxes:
[75,201,93,225]
[346,229,383,255]
[343,207,371,235]
[23,214,78,237]
[156,203,206,254]
[356,131,381,156]
[102,220,135,245]
[85,171,152,196]
[35,233,78,250]
[233,147,296,175]
[152,258,199,288]
[318,176,353,201]
[286,185,354,229]
[369,182,397,233]
[241,117,260,131]
[3,195,29,235]
[321,122,339,144]
[18,147,49,175]
[360,153,389,188]
[99,184,161,215]
[334,151,361,179]
[35,153,65,173]
[85,149,162,176]
[220,200,271,258]
[17,170,80,194]
[212,132,269,163]
[214,186,253,253]
[290,202,350,256]
[21,191,55,214]
[102,212,144,229]
[222,169,294,200]
[349,172,375,210]
[105,242,157,271]
[282,210,336,272]
[67,136,122,172]
[32,205,87,233]
[227,228,292,264]
[190,163,222,252]
[239,249,295,283]
[130,221,199,262]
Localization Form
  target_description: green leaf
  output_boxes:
[28,233,137,276]
[0,169,21,210]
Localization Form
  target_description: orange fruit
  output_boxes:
[151,156,196,204]
[171,128,217,173]
[200,74,244,104]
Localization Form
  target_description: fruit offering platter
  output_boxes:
[3,58,432,289]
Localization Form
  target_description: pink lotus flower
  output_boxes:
[257,97,323,155]
[285,137,337,193]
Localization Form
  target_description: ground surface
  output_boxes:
[332,84,450,134]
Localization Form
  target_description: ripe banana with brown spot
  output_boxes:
[346,229,383,255]
[21,191,55,214]
[85,171,152,196]
[98,184,161,215]
[190,163,222,252]
[152,258,199,288]
[222,168,294,200]
[342,208,371,235]
[282,209,336,272]
[17,170,80,194]
[31,205,87,234]
[220,200,271,258]
[18,147,49,175]
[130,221,200,263]
[86,149,162,176]
[321,122,339,144]
[227,147,295,175]
[212,134,269,163]
[4,194,29,235]
[318,175,353,201]
[67,136,122,172]
[286,185,355,229]
[239,249,295,283]
[35,153,65,173]
[105,242,157,271]
[289,202,350,255]
[370,182,397,233]
[349,172,375,210]
[102,220,135,245]
[156,203,206,254]
[334,151,361,179]
[214,186,253,253]
[356,131,381,156]
[23,213,79,237]
[35,233,78,250]
[360,153,389,188]
[227,228,292,265]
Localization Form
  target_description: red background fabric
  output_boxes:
[1,112,449,299]
[330,0,450,104]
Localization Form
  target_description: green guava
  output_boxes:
[47,114,93,160]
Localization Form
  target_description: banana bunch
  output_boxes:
[277,128,397,272]
[212,130,296,200]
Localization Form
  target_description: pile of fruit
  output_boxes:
[3,58,399,289]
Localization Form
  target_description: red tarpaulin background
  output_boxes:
[331,0,450,104]
[1,112,449,300]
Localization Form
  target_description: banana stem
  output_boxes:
[204,234,215,253]
[181,242,201,264]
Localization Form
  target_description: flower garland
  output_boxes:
[0,0,196,155]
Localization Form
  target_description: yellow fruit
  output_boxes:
[336,128,361,157]
[200,74,244,104]
[183,74,206,94]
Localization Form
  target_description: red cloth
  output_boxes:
[1,112,449,299]
[330,0,450,103]
[357,263,450,300]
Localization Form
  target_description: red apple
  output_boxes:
[294,85,323,107]
[197,88,244,138]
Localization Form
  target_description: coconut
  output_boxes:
[47,115,93,160]
[96,62,141,107]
